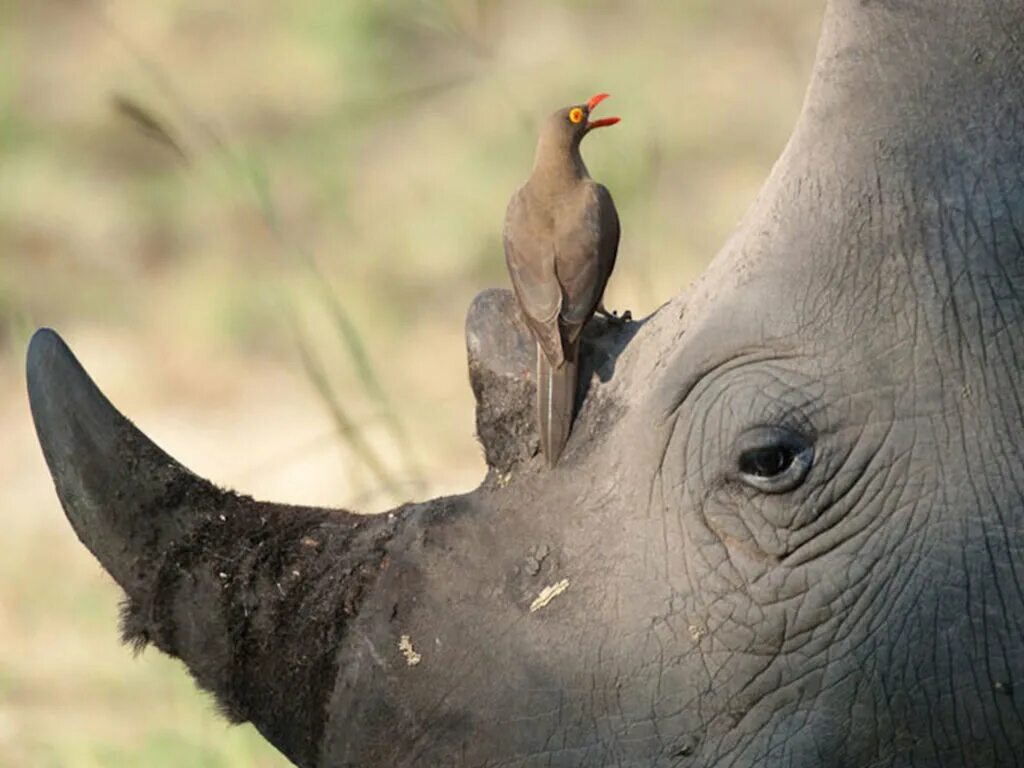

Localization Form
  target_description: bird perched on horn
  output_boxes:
[503,92,622,467]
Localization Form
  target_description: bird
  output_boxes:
[503,93,622,467]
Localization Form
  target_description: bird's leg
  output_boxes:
[596,302,632,325]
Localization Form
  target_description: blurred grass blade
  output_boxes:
[310,259,426,493]
[96,9,432,499]
[110,93,190,164]
[245,154,426,494]
[285,307,403,497]
[96,8,229,155]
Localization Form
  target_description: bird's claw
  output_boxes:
[598,307,632,326]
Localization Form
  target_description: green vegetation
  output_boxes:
[0,1,821,764]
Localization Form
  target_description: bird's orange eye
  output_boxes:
[569,107,584,124]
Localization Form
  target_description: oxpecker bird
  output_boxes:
[503,93,622,466]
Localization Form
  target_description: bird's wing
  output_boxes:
[503,192,565,367]
[555,182,621,338]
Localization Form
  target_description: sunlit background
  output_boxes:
[0,1,822,764]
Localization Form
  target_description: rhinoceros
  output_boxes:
[26,0,1024,765]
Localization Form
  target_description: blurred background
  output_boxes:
[0,0,822,764]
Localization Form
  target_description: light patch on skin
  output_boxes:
[399,634,422,667]
[530,578,570,612]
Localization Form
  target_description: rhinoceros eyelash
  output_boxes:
[752,409,816,441]
[740,388,820,437]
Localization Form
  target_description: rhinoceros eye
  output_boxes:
[736,426,813,493]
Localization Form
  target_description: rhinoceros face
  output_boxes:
[26,1,1024,766]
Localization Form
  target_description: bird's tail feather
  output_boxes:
[536,341,578,467]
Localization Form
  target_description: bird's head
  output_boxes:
[541,92,621,152]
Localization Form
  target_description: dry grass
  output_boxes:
[0,1,822,763]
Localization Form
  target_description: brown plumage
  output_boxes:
[503,93,621,466]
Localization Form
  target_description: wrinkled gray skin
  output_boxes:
[26,1,1024,765]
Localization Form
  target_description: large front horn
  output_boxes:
[27,328,398,766]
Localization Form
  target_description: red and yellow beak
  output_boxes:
[585,92,620,130]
